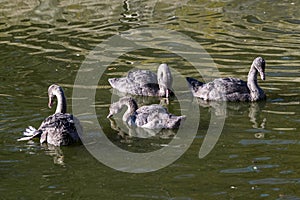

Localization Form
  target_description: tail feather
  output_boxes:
[108,78,115,87]
[17,126,40,142]
[17,136,34,142]
[168,115,186,129]
[23,126,37,136]
[186,77,204,89]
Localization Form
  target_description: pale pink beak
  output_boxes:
[48,96,54,108]
[259,71,266,81]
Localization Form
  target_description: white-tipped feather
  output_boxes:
[17,136,34,142]
[23,126,37,136]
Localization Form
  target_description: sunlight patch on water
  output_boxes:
[272,101,300,105]
[262,110,295,115]
[0,93,12,97]
[272,128,297,131]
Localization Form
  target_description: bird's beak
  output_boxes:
[259,71,266,81]
[107,113,112,118]
[48,96,54,108]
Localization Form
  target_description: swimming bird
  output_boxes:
[186,57,266,101]
[108,64,173,98]
[18,84,81,146]
[107,97,185,129]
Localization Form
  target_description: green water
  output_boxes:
[1,0,300,199]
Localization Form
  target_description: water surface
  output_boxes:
[1,0,300,199]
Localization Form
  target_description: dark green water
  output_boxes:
[1,0,300,199]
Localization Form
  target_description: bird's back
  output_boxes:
[187,77,251,101]
[39,113,81,146]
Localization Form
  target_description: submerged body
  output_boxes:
[108,64,173,98]
[107,97,185,129]
[186,57,266,102]
[18,84,81,146]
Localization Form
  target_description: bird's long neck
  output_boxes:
[247,65,261,101]
[122,98,138,124]
[157,64,172,97]
[54,90,67,114]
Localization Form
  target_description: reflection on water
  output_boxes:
[249,102,266,129]
[108,117,176,147]
[31,0,62,23]
[110,88,171,106]
[43,143,65,165]
[108,116,176,139]
[194,98,267,159]
[195,98,267,129]
[1,0,300,199]
[106,95,181,143]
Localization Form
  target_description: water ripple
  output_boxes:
[239,139,299,146]
[249,178,300,185]
[220,164,279,174]
[0,1,300,199]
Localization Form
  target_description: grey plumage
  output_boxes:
[108,64,173,98]
[18,84,81,146]
[186,57,266,102]
[107,97,185,129]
